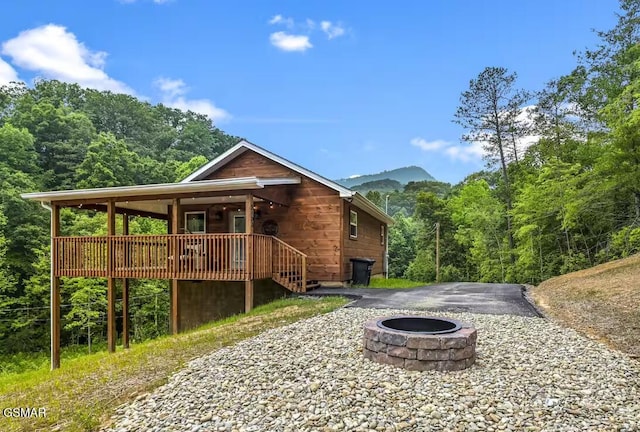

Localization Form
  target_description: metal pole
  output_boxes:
[385,195,390,214]
[435,222,440,283]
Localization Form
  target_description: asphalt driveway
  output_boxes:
[305,282,540,317]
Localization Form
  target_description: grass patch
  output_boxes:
[532,254,640,359]
[0,296,348,432]
[0,344,112,376]
[355,277,425,289]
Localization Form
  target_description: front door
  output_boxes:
[230,212,246,269]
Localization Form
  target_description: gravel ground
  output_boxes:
[104,308,640,432]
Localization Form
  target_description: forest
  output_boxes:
[1,0,639,363]
[379,0,640,285]
[0,79,239,364]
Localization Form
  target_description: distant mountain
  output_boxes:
[336,166,435,189]
[351,179,403,194]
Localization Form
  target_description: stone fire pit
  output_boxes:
[363,316,477,371]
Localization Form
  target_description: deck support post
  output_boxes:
[107,199,116,353]
[245,280,254,313]
[51,204,61,370]
[171,198,180,334]
[245,194,254,234]
[245,194,254,312]
[122,213,129,349]
[245,194,254,277]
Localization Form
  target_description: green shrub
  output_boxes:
[403,250,435,282]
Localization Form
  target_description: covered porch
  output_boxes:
[22,176,308,369]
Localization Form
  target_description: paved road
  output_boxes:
[304,283,541,317]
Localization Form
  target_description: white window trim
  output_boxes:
[349,210,358,239]
[184,211,207,234]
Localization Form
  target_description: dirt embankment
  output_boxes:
[531,254,640,359]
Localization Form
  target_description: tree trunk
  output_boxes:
[495,124,516,265]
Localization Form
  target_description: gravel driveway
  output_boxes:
[104,308,640,432]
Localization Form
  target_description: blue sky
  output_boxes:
[0,0,620,184]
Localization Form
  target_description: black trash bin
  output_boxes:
[350,258,376,286]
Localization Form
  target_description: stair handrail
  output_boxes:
[271,236,308,257]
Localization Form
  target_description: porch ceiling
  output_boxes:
[21,176,300,212]
[88,195,267,216]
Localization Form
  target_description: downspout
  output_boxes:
[40,201,54,370]
[385,223,389,279]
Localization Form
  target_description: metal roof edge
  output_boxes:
[350,193,395,225]
[21,177,268,202]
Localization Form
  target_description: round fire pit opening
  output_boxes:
[363,315,477,372]
[378,316,461,334]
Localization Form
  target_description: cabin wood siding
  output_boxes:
[205,150,297,179]
[342,203,386,280]
[203,150,343,282]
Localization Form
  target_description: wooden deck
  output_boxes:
[53,233,307,292]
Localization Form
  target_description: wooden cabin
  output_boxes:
[22,140,393,369]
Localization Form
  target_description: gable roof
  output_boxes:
[182,140,394,224]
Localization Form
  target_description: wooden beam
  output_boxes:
[245,280,254,313]
[80,204,167,220]
[107,200,116,353]
[122,214,129,349]
[171,199,180,335]
[51,204,61,370]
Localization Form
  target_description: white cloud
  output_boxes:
[0,56,19,85]
[411,136,484,163]
[320,21,345,39]
[266,15,346,51]
[1,24,133,94]
[348,174,362,179]
[444,142,485,163]
[268,14,294,28]
[411,106,540,164]
[155,76,185,99]
[269,32,312,52]
[154,77,230,123]
[410,138,449,151]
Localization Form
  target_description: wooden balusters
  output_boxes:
[51,233,308,291]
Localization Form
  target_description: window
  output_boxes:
[381,225,385,245]
[184,211,206,233]
[349,210,358,239]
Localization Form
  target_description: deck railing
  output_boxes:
[53,234,306,290]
